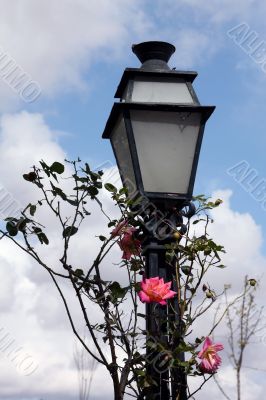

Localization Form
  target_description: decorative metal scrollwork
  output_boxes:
[140,200,196,243]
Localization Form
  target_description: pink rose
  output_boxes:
[118,232,141,260]
[138,277,176,305]
[111,220,135,237]
[112,220,141,260]
[198,336,224,374]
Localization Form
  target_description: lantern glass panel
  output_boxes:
[110,115,137,196]
[130,110,201,194]
[123,77,194,104]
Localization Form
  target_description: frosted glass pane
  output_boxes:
[130,77,194,104]
[130,110,201,194]
[111,116,137,196]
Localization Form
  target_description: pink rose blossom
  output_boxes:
[198,336,224,374]
[112,220,141,260]
[118,232,141,260]
[138,277,176,305]
[111,220,135,237]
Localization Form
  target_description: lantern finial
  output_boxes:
[132,41,175,71]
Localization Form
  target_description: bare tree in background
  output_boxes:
[74,338,97,400]
[214,277,265,400]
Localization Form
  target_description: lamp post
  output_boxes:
[102,41,215,399]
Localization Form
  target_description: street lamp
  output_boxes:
[102,41,214,208]
[102,41,215,399]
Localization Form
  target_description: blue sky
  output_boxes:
[16,2,266,241]
[0,1,266,399]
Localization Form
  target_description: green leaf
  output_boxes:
[29,204,37,216]
[39,232,49,245]
[33,227,42,234]
[40,160,51,177]
[63,226,78,238]
[119,187,127,195]
[50,161,64,174]
[109,281,127,301]
[17,218,28,232]
[72,174,88,183]
[135,369,146,377]
[104,183,117,193]
[66,198,78,206]
[98,235,106,241]
[195,337,204,344]
[130,259,142,272]
[33,227,49,245]
[23,172,37,182]
[86,186,99,197]
[94,181,102,189]
[108,220,117,227]
[181,265,192,275]
[214,199,223,206]
[85,163,91,174]
[216,264,226,268]
[6,221,18,236]
[50,182,67,200]
[74,268,84,277]
[89,171,100,182]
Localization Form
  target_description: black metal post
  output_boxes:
[143,240,171,400]
[140,203,195,400]
[168,264,188,399]
[167,203,195,399]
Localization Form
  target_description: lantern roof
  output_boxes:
[102,102,215,139]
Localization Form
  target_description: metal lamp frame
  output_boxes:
[102,102,215,204]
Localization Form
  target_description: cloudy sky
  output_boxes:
[0,1,266,399]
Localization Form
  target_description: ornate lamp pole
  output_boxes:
[102,41,215,399]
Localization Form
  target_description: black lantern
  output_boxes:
[102,41,215,206]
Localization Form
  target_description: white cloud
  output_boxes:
[0,0,152,110]
[186,189,266,399]
[0,111,66,200]
[208,190,266,292]
[155,0,258,25]
[0,111,128,399]
[0,0,264,111]
[190,364,264,400]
